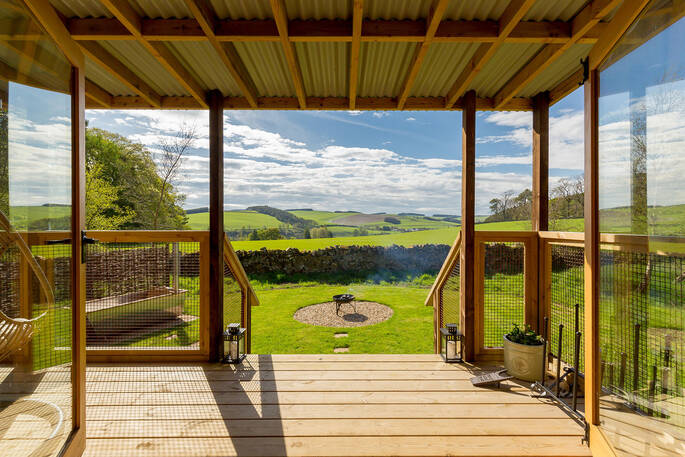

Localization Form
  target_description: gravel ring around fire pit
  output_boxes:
[293,301,393,328]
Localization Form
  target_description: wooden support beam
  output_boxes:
[79,41,162,107]
[208,89,223,362]
[66,17,605,45]
[549,68,584,105]
[460,90,476,362]
[184,0,258,108]
[445,0,536,108]
[583,69,600,427]
[85,79,113,108]
[493,0,621,109]
[532,92,549,232]
[100,0,209,109]
[70,64,87,456]
[21,0,84,67]
[348,0,363,109]
[270,0,307,109]
[397,0,449,109]
[588,0,652,70]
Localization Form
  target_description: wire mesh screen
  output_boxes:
[599,247,685,418]
[223,261,244,329]
[482,242,525,348]
[549,243,585,372]
[85,241,200,349]
[439,254,460,329]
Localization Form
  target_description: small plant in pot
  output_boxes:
[503,324,544,382]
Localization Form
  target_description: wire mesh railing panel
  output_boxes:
[599,248,685,418]
[439,256,460,329]
[482,242,525,348]
[85,241,200,349]
[223,262,243,329]
[549,243,585,372]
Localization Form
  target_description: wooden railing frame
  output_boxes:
[425,231,460,354]
[24,230,256,362]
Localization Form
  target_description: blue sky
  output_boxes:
[83,89,585,216]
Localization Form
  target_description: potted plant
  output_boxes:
[503,324,544,382]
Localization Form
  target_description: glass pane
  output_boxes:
[0,1,73,456]
[598,1,685,455]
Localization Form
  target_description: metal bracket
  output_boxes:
[579,57,589,86]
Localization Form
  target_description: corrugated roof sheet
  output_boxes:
[50,0,112,18]
[285,0,350,20]
[85,55,136,96]
[210,0,273,20]
[469,43,544,97]
[295,42,347,97]
[365,0,431,21]
[233,42,294,96]
[167,41,242,96]
[127,0,191,19]
[358,42,417,97]
[523,0,589,22]
[520,44,592,97]
[99,41,189,96]
[443,0,506,21]
[411,43,480,97]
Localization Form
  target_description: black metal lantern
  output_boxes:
[440,323,464,363]
[223,323,246,363]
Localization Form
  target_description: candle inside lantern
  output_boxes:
[230,340,239,361]
[446,340,457,359]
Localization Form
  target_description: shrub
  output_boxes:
[506,324,542,346]
[384,216,401,224]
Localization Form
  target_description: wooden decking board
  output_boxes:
[82,357,590,457]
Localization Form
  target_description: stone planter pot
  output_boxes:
[503,335,544,382]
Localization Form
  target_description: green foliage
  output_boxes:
[383,216,401,224]
[248,205,315,227]
[352,227,368,236]
[310,226,333,238]
[248,227,283,240]
[304,228,311,239]
[506,324,542,346]
[85,128,187,229]
[86,162,135,229]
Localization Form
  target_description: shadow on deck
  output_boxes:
[82,354,590,457]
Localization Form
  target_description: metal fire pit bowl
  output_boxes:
[332,294,356,316]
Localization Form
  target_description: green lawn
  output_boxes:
[251,284,433,354]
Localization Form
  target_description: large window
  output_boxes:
[598,2,685,455]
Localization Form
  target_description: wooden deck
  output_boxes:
[83,354,590,457]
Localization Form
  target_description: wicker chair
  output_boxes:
[0,210,54,362]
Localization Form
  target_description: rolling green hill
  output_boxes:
[186,210,282,231]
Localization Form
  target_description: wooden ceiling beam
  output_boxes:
[348,0,363,109]
[85,79,113,107]
[100,0,208,109]
[184,0,258,108]
[79,40,162,107]
[549,68,584,105]
[444,0,536,108]
[397,0,450,109]
[493,0,621,109]
[66,17,602,44]
[86,95,533,111]
[22,0,84,67]
[270,0,307,109]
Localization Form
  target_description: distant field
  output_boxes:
[289,210,357,224]
[477,218,584,232]
[187,210,281,230]
[9,205,70,227]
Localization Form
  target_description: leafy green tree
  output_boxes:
[86,162,134,229]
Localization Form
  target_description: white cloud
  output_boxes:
[347,110,362,116]
[484,111,531,128]
[406,117,416,121]
[372,112,389,118]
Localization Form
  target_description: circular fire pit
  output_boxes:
[293,300,393,328]
[333,294,356,315]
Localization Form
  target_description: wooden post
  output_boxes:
[584,69,600,426]
[70,64,87,443]
[532,92,549,232]
[460,90,476,362]
[208,89,224,362]
[533,92,549,334]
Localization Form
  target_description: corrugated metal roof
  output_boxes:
[410,43,480,97]
[443,0,506,21]
[365,0,431,21]
[285,0,350,20]
[85,56,136,96]
[210,0,273,20]
[167,41,242,96]
[469,43,544,97]
[127,0,191,19]
[523,0,589,22]
[50,0,112,18]
[295,42,347,97]
[99,41,189,96]
[233,42,294,96]
[520,44,592,97]
[358,42,417,97]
